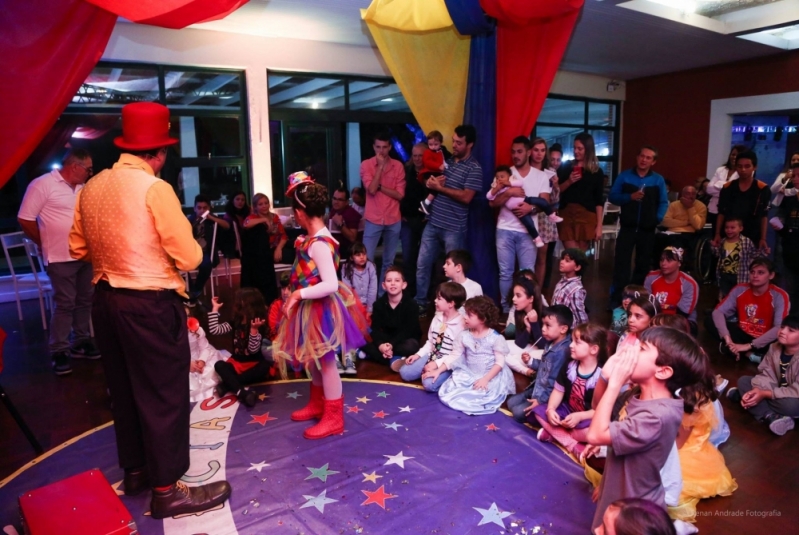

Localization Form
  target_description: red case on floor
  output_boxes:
[18,469,137,535]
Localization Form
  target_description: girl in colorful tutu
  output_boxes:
[273,172,369,439]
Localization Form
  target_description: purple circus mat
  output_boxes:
[0,380,595,534]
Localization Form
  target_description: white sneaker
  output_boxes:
[344,353,357,375]
[769,415,795,436]
[715,375,729,394]
[533,236,545,248]
[548,213,563,223]
[335,356,344,375]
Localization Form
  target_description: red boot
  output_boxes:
[290,384,324,421]
[303,396,344,439]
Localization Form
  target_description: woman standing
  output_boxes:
[529,138,558,290]
[241,193,287,304]
[556,133,605,252]
[223,190,249,258]
[706,145,747,234]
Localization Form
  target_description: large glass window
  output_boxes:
[533,95,620,183]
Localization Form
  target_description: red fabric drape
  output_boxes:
[84,0,250,29]
[0,0,117,189]
[480,0,583,166]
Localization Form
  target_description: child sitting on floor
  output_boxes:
[341,242,378,314]
[506,305,573,422]
[727,313,799,436]
[534,322,607,458]
[503,269,546,338]
[486,165,562,248]
[587,327,715,532]
[504,277,545,376]
[437,296,515,415]
[394,282,466,392]
[209,290,269,407]
[610,285,649,335]
[595,498,678,535]
[616,295,658,350]
[552,248,588,327]
[187,316,225,402]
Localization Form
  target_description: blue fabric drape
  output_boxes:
[463,31,499,301]
[444,0,494,35]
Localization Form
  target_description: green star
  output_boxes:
[376,391,389,398]
[305,463,340,482]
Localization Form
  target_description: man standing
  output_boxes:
[186,194,229,305]
[415,124,482,311]
[399,142,428,297]
[657,186,707,259]
[715,150,771,252]
[69,102,231,519]
[488,136,551,311]
[360,132,406,282]
[328,187,362,258]
[18,149,100,376]
[609,146,669,306]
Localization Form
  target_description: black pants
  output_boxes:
[704,316,754,345]
[611,227,656,303]
[361,339,420,365]
[214,359,271,393]
[190,253,213,297]
[92,282,190,487]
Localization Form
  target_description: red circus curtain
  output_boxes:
[0,0,250,189]
[480,0,583,166]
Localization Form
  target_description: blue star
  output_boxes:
[473,502,512,528]
[376,391,390,398]
[383,422,403,431]
[300,489,337,513]
[305,463,340,482]
[287,391,301,399]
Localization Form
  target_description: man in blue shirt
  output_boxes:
[609,146,669,306]
[415,124,482,312]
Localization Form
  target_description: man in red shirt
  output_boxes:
[360,132,406,284]
[710,258,790,362]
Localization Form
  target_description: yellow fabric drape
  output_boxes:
[362,1,470,143]
[361,0,455,31]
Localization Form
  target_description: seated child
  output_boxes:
[552,248,589,327]
[610,285,649,335]
[437,296,515,415]
[394,282,466,392]
[418,130,448,215]
[444,249,483,309]
[358,266,421,367]
[210,289,269,407]
[506,305,573,422]
[709,257,789,362]
[505,277,545,376]
[710,217,759,300]
[486,165,561,248]
[187,316,224,402]
[341,242,378,314]
[727,313,799,436]
[534,322,607,458]
[616,295,658,350]
[587,327,715,532]
[503,269,546,338]
[644,246,699,332]
[595,498,678,535]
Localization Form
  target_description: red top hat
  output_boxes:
[114,102,179,151]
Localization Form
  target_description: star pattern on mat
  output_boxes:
[347,405,363,413]
[305,463,340,482]
[376,391,389,398]
[383,422,403,431]
[398,405,414,413]
[286,391,301,399]
[383,451,414,469]
[362,471,383,483]
[356,396,372,404]
[372,410,387,419]
[257,393,269,401]
[473,502,512,528]
[300,489,338,513]
[361,485,397,509]
[111,480,124,496]
[247,461,271,472]
[248,412,278,426]
[485,423,500,431]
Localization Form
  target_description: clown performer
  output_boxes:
[273,172,369,439]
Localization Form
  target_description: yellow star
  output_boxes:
[362,471,383,484]
[111,480,124,496]
[258,393,268,401]
[356,396,372,404]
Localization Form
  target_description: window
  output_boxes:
[533,95,620,183]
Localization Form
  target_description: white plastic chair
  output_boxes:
[595,201,622,260]
[1,232,53,329]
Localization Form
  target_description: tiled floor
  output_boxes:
[1,241,796,531]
